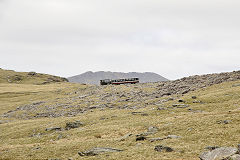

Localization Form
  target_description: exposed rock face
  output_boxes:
[78,147,123,156]
[68,71,169,84]
[154,70,240,96]
[199,147,238,160]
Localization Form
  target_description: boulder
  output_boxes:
[178,99,185,103]
[230,154,240,160]
[147,126,159,133]
[136,136,146,141]
[199,147,238,160]
[65,121,83,130]
[154,145,174,152]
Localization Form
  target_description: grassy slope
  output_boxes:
[0,68,67,84]
[0,79,240,159]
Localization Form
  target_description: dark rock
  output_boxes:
[157,107,166,110]
[162,92,172,96]
[32,101,45,105]
[188,109,203,113]
[217,120,231,124]
[28,72,37,76]
[154,145,174,152]
[192,96,197,99]
[65,121,83,130]
[45,127,62,131]
[78,147,123,156]
[193,100,203,103]
[181,89,190,94]
[223,120,231,124]
[136,136,146,141]
[88,106,97,109]
[131,112,148,116]
[199,147,238,160]
[131,112,143,115]
[172,104,189,108]
[33,146,41,150]
[178,99,185,103]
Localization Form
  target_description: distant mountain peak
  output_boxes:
[68,71,168,85]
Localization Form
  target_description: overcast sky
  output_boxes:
[0,0,240,80]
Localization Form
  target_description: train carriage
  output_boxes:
[100,78,139,85]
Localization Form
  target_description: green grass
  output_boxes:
[0,77,240,159]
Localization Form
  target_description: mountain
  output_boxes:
[68,71,169,84]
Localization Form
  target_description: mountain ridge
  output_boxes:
[68,71,168,85]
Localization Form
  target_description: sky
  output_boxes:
[0,0,240,80]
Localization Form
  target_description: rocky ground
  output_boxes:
[2,70,240,120]
[1,70,240,159]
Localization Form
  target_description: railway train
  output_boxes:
[100,78,139,85]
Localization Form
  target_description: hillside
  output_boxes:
[1,70,240,159]
[0,68,68,84]
[68,71,168,84]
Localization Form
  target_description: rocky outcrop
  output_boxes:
[200,146,239,160]
[2,70,240,120]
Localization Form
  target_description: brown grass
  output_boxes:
[0,80,240,159]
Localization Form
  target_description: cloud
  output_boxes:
[0,0,240,79]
